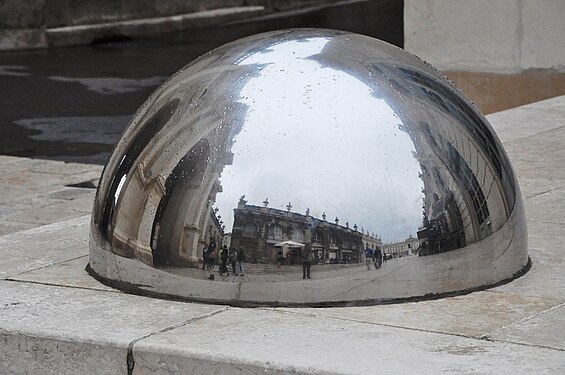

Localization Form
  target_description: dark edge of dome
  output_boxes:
[85,257,531,308]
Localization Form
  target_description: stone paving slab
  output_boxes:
[504,127,565,184]
[0,156,101,235]
[5,194,94,225]
[276,290,563,339]
[132,308,565,375]
[8,255,116,293]
[488,303,565,351]
[0,216,90,278]
[0,281,224,375]
[487,95,565,143]
[523,186,565,224]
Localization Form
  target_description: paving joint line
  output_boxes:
[502,124,565,145]
[480,300,565,339]
[2,277,123,294]
[3,254,89,279]
[264,307,565,352]
[126,307,231,375]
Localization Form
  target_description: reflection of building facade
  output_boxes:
[367,63,514,255]
[383,235,420,258]
[312,37,514,255]
[230,198,381,264]
[95,48,262,268]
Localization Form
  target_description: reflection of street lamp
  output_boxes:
[322,212,327,221]
[354,224,358,231]
[335,217,339,225]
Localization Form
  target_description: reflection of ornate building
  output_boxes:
[383,235,420,258]
[94,49,262,268]
[311,38,514,256]
[230,198,381,264]
[367,63,514,255]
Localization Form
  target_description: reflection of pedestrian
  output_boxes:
[276,251,285,266]
[302,245,313,279]
[374,247,383,270]
[365,247,373,271]
[219,245,229,276]
[205,240,217,279]
[236,246,245,276]
[201,243,208,270]
[228,247,237,274]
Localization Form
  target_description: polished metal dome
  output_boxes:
[89,29,528,306]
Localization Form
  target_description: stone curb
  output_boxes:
[46,6,264,47]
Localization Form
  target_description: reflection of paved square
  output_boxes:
[1,97,565,373]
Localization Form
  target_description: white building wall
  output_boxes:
[405,0,565,73]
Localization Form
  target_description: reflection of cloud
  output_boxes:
[214,37,424,243]
[49,76,166,95]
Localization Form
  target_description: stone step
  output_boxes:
[46,6,264,47]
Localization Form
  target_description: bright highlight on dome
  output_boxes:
[89,29,528,306]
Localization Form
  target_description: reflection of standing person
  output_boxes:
[201,243,208,270]
[236,246,245,276]
[302,245,313,279]
[219,245,229,276]
[229,247,237,274]
[365,247,373,271]
[205,239,217,279]
[374,247,382,270]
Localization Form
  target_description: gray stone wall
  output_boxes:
[0,0,47,49]
[0,0,343,50]
[44,0,262,28]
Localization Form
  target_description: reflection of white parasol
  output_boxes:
[274,240,305,257]
[274,240,305,248]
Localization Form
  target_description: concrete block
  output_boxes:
[275,290,562,338]
[487,96,565,144]
[0,216,90,278]
[523,187,565,224]
[0,281,223,375]
[404,0,521,73]
[495,221,565,295]
[132,308,565,374]
[0,331,126,375]
[521,1,565,71]
[488,303,565,351]
[0,221,36,236]
[8,255,116,292]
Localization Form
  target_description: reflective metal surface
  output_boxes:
[89,29,528,306]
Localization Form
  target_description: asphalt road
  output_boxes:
[0,0,402,164]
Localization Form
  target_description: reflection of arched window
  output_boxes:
[268,225,283,240]
[291,228,304,243]
[243,222,257,238]
[313,231,322,244]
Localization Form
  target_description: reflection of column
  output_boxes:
[111,162,166,265]
[179,170,218,263]
[136,165,167,265]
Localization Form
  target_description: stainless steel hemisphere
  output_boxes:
[89,29,529,306]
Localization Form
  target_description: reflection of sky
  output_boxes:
[215,37,423,243]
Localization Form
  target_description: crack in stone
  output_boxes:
[525,187,560,199]
[126,307,231,374]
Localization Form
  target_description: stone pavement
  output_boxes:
[1,96,564,374]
